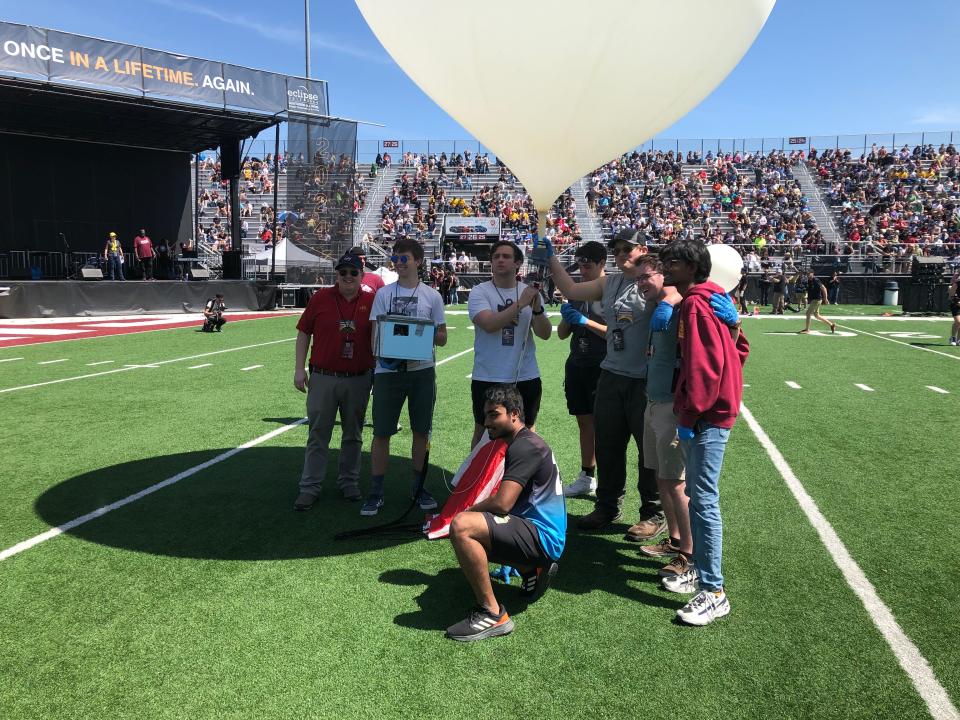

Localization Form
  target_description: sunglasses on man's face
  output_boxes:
[338,268,359,277]
[391,254,410,264]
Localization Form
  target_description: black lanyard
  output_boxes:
[333,291,359,333]
[492,281,518,308]
[393,280,420,311]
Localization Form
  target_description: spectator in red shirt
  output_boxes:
[349,245,385,293]
[133,229,154,280]
[293,252,377,510]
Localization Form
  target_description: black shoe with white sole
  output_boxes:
[519,562,558,602]
[445,604,514,641]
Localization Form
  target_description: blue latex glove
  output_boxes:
[378,357,402,371]
[710,292,739,327]
[560,302,587,327]
[677,425,695,441]
[533,235,555,258]
[490,565,520,585]
[651,300,675,332]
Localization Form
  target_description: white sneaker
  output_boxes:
[676,589,731,626]
[563,471,598,498]
[950,337,958,346]
[661,566,699,594]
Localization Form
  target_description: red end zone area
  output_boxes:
[0,312,298,347]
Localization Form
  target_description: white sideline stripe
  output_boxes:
[38,359,69,365]
[785,381,801,389]
[740,404,959,720]
[0,419,309,563]
[241,365,263,371]
[188,364,212,370]
[86,360,114,366]
[855,383,875,392]
[0,344,475,562]
[0,338,293,395]
[836,323,960,361]
[0,357,23,363]
[926,386,949,394]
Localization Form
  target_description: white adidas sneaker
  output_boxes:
[563,470,598,498]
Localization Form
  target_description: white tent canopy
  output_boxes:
[253,239,332,268]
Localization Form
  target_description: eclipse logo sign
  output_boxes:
[287,85,321,114]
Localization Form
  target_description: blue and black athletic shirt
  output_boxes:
[503,428,567,560]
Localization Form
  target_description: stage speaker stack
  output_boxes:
[221,250,242,280]
[903,256,949,313]
[80,268,104,280]
[189,268,211,280]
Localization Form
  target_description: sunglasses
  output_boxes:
[338,268,359,277]
[613,244,635,255]
[390,254,410,264]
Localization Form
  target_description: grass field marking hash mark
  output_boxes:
[86,360,114,366]
[0,357,24,363]
[0,338,294,395]
[926,386,950,394]
[785,381,802,389]
[188,364,213,370]
[0,419,309,563]
[835,323,960,362]
[38,359,69,365]
[241,365,263,371]
[739,403,960,720]
[855,383,875,392]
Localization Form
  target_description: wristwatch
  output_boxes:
[532,308,545,316]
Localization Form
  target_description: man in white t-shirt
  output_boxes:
[467,240,552,448]
[363,238,448,516]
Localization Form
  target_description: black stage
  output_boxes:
[0,280,277,318]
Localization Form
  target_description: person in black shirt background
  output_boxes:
[799,271,836,334]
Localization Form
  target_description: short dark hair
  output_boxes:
[392,237,424,262]
[658,240,711,284]
[636,255,662,272]
[490,240,523,263]
[484,384,525,422]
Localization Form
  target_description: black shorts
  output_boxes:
[483,512,548,568]
[471,378,542,427]
[564,361,602,416]
[951,300,960,318]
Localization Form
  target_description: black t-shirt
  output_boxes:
[806,277,824,302]
[567,299,607,368]
[773,274,786,293]
[503,428,566,559]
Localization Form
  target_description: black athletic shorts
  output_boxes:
[471,378,542,427]
[483,512,548,568]
[564,361,602,416]
[951,300,960,318]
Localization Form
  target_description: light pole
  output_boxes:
[304,0,311,78]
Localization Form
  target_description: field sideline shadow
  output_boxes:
[33,447,455,562]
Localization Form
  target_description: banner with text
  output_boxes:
[0,21,326,115]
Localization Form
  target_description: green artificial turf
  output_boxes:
[0,312,957,719]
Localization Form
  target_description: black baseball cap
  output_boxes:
[335,253,363,270]
[607,228,646,249]
[574,241,607,263]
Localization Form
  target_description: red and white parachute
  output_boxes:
[425,434,507,540]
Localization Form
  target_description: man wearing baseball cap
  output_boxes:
[293,252,376,510]
[103,231,125,281]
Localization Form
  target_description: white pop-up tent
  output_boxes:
[253,239,332,269]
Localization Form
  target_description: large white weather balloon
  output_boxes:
[355,0,776,232]
[707,244,744,292]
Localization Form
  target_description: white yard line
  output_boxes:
[926,386,950,394]
[835,323,959,361]
[0,338,294,395]
[785,381,802,389]
[38,359,69,365]
[86,360,114,366]
[0,357,23,363]
[241,365,263,371]
[0,419,308,562]
[855,383,875,392]
[188,364,212,370]
[740,404,959,720]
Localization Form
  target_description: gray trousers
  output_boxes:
[300,372,372,495]
[593,370,662,518]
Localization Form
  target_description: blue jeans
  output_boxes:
[107,254,124,280]
[681,422,731,591]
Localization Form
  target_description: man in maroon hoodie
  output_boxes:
[658,240,749,626]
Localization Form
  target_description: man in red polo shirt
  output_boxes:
[293,253,376,510]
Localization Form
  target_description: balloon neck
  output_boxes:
[536,212,547,241]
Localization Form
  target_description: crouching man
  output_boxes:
[446,385,566,641]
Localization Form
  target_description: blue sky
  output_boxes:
[4,0,960,153]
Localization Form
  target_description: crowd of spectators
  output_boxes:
[811,143,960,268]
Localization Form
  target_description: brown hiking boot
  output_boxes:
[639,536,679,558]
[658,553,693,578]
[623,516,667,542]
[577,506,622,531]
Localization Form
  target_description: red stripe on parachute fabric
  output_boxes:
[425,436,508,539]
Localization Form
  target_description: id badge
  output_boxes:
[612,328,625,352]
[502,326,515,346]
[341,340,354,359]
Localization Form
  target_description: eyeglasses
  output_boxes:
[391,254,410,264]
[338,268,359,277]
